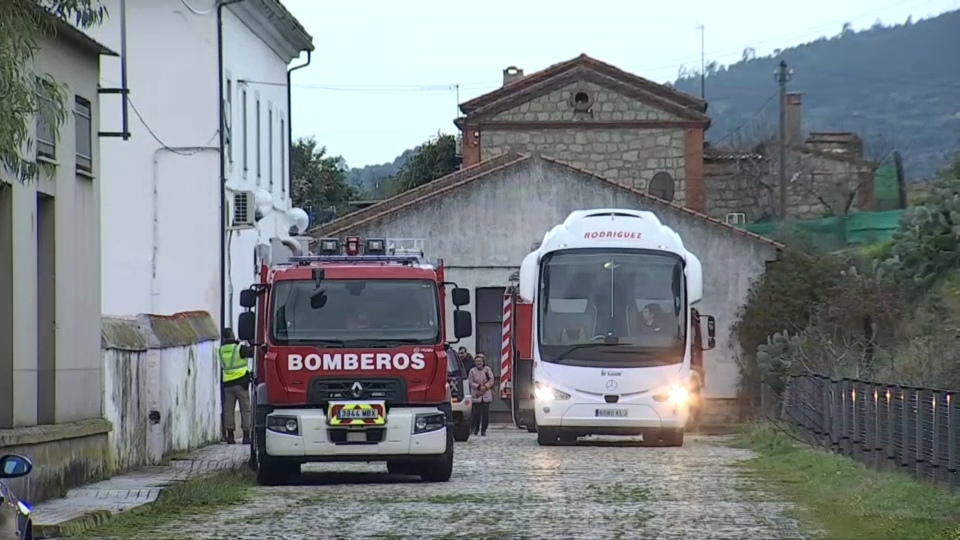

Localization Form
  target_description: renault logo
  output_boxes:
[351,382,364,398]
[605,380,618,391]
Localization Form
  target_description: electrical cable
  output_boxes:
[179,0,215,16]
[128,96,219,155]
[710,89,780,145]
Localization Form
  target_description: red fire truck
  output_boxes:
[499,285,711,432]
[236,236,472,485]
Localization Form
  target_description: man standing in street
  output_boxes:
[219,328,251,444]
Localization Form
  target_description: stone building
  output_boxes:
[455,54,711,211]
[703,92,877,223]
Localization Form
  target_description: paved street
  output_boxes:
[134,430,811,540]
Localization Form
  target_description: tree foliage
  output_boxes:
[885,155,960,291]
[735,154,960,398]
[390,132,459,194]
[673,9,960,179]
[0,0,105,181]
[290,137,358,224]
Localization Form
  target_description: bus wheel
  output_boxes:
[658,428,685,447]
[526,425,538,433]
[537,428,559,446]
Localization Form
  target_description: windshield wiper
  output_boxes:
[293,339,345,347]
[552,342,623,363]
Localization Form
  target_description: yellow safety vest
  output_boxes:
[219,343,249,383]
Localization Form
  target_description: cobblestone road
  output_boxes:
[147,431,810,540]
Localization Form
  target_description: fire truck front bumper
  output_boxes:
[262,406,449,460]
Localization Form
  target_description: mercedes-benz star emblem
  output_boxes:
[351,382,364,398]
[605,380,618,391]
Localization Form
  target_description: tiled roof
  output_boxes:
[458,54,707,118]
[308,153,783,250]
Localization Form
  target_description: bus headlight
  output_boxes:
[653,385,689,405]
[535,382,570,402]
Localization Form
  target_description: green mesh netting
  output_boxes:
[738,210,904,252]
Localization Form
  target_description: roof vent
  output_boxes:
[502,66,524,87]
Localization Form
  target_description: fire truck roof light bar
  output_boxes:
[288,255,426,265]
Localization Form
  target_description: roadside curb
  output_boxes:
[36,509,113,539]
[32,446,248,539]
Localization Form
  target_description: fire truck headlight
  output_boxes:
[414,412,445,434]
[653,385,689,405]
[267,415,300,435]
[535,382,570,402]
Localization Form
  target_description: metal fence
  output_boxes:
[775,374,960,490]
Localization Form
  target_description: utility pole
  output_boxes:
[697,24,705,100]
[775,60,792,220]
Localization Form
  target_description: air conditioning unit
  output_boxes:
[231,190,256,229]
[724,212,746,225]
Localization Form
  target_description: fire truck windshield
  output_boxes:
[537,249,686,367]
[270,279,442,346]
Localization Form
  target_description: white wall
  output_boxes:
[90,0,220,318]
[221,7,298,329]
[92,1,303,331]
[104,339,220,471]
[1,33,103,427]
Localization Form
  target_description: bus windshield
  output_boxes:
[537,249,687,367]
[270,279,441,346]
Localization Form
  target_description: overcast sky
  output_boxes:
[279,0,959,168]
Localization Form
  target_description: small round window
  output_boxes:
[648,172,676,203]
[571,91,592,112]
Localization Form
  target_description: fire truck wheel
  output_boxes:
[419,428,454,482]
[657,428,685,447]
[537,428,559,446]
[558,433,578,445]
[453,420,471,442]
[256,461,299,486]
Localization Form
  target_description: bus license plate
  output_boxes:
[595,409,628,417]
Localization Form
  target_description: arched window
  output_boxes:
[648,172,676,202]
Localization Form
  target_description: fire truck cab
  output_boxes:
[237,236,472,484]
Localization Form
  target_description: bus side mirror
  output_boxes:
[703,315,716,350]
[237,312,256,342]
[239,288,259,309]
[451,287,470,307]
[453,310,472,339]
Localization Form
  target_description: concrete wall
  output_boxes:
[0,28,103,428]
[479,81,692,206]
[102,311,222,472]
[330,157,778,399]
[90,0,221,319]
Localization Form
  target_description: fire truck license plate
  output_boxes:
[595,409,628,417]
[327,402,386,426]
[340,408,378,419]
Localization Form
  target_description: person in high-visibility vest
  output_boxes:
[219,328,251,444]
